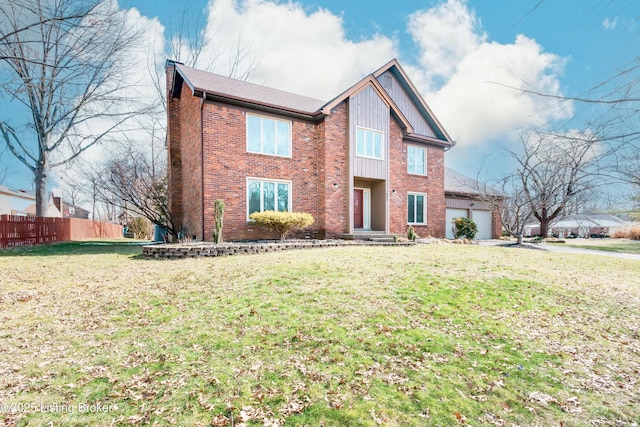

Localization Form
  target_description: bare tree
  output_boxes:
[58,172,87,209]
[509,130,602,237]
[0,0,98,56]
[0,0,151,217]
[480,174,531,245]
[93,149,179,239]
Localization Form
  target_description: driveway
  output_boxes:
[478,240,640,261]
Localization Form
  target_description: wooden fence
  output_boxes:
[0,215,123,248]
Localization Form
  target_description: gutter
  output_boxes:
[197,91,326,122]
[201,92,206,240]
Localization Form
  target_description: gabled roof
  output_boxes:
[545,214,628,229]
[0,185,35,201]
[322,75,414,133]
[445,168,503,197]
[375,59,453,145]
[322,59,453,148]
[172,62,326,118]
[168,59,454,147]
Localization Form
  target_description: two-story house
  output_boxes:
[166,59,457,241]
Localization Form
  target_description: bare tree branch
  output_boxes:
[90,148,179,238]
[0,0,153,216]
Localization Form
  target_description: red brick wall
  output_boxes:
[166,63,183,230]
[201,103,326,241]
[388,119,446,238]
[179,86,204,239]
[321,102,348,237]
[492,208,502,239]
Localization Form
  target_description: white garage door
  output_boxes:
[446,208,468,239]
[472,210,493,240]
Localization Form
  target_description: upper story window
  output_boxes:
[247,114,291,157]
[356,127,383,160]
[407,145,427,175]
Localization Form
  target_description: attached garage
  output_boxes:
[445,168,502,240]
[471,210,493,240]
[445,208,468,239]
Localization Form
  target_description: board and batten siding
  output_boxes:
[446,197,492,211]
[377,71,436,139]
[349,86,389,180]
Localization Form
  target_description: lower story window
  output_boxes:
[408,193,426,224]
[248,178,291,218]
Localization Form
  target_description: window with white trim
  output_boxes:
[407,145,426,175]
[407,193,426,224]
[356,127,383,159]
[247,179,291,218]
[247,114,291,157]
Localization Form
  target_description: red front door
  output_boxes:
[354,189,363,229]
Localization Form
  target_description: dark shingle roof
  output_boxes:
[175,63,326,115]
[444,168,503,197]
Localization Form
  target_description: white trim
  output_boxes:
[246,177,293,221]
[246,113,292,158]
[354,187,371,230]
[407,144,427,176]
[355,126,384,160]
[407,192,427,225]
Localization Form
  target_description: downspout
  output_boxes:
[201,93,206,240]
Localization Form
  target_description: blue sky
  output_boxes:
[2,0,639,198]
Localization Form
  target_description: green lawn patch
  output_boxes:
[1,244,639,425]
[568,240,640,255]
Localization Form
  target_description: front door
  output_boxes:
[354,189,364,229]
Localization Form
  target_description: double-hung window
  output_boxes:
[407,145,426,175]
[248,179,291,218]
[247,114,291,157]
[407,193,426,224]
[356,127,383,159]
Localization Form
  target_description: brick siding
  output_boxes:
[168,71,449,241]
[388,119,446,238]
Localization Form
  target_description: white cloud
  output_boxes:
[602,17,618,31]
[405,0,572,157]
[407,0,486,89]
[197,0,397,99]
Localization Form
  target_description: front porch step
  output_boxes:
[341,232,396,241]
[368,237,395,243]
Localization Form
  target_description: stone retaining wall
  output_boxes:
[143,240,415,259]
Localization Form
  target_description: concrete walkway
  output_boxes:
[478,240,640,261]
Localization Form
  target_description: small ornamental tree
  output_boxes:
[213,199,224,243]
[453,217,478,239]
[249,211,314,241]
[407,225,418,241]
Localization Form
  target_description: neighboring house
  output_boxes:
[52,195,90,219]
[525,214,629,238]
[24,202,62,218]
[166,59,455,241]
[0,185,35,216]
[0,185,64,218]
[444,168,502,240]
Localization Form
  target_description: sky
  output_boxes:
[1,0,639,199]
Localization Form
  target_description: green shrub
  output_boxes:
[249,211,314,241]
[128,217,150,240]
[407,225,418,241]
[453,217,478,239]
[213,199,224,243]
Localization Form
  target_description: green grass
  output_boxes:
[1,241,639,426]
[565,238,640,255]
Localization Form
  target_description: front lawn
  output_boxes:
[565,238,640,255]
[1,242,639,426]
